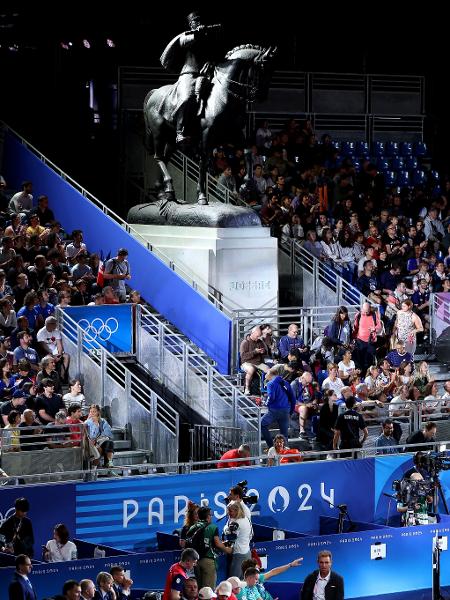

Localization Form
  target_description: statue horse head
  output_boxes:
[144,44,277,205]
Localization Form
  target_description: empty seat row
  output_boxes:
[333,141,428,158]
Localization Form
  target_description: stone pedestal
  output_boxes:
[131,224,279,310]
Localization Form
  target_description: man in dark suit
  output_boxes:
[8,554,37,600]
[110,565,133,599]
[300,551,344,600]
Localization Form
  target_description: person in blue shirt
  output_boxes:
[34,289,55,323]
[375,419,399,454]
[278,323,309,361]
[16,292,39,331]
[85,404,115,468]
[261,368,295,448]
[386,340,413,368]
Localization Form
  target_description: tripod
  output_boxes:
[329,502,355,534]
[432,475,449,516]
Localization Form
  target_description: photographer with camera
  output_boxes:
[222,501,252,578]
[185,507,232,589]
[395,451,434,526]
[227,483,257,520]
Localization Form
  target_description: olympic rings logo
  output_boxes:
[78,317,119,342]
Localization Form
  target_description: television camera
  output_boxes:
[226,480,258,506]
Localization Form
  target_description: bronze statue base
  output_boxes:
[127,199,261,228]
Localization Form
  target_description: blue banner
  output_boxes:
[64,305,133,353]
[0,483,76,559]
[74,461,374,550]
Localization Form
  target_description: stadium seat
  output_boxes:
[385,141,399,157]
[411,169,426,186]
[396,170,410,187]
[391,157,404,171]
[372,141,385,157]
[384,170,396,186]
[428,169,440,182]
[350,158,361,173]
[400,142,413,157]
[431,184,442,198]
[404,156,418,170]
[377,157,390,172]
[341,141,355,156]
[331,140,341,150]
[355,141,369,156]
[414,142,428,157]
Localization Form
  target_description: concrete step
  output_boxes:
[113,439,132,451]
[111,427,126,440]
[113,450,149,466]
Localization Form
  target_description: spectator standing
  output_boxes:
[8,554,36,600]
[333,396,368,458]
[261,367,295,448]
[353,303,381,371]
[104,248,131,303]
[394,299,423,356]
[0,497,34,557]
[375,419,399,454]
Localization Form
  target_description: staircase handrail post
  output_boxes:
[100,348,107,410]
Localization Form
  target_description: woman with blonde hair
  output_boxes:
[223,501,252,578]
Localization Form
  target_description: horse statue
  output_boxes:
[143,44,277,207]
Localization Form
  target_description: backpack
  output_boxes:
[184,522,207,558]
[353,310,377,339]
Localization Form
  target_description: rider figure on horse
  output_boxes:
[160,11,222,146]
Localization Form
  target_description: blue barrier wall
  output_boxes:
[3,132,232,373]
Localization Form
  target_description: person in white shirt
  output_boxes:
[223,501,252,578]
[45,523,77,562]
[321,363,344,396]
[36,316,70,382]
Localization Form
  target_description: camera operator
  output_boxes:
[222,501,252,578]
[227,484,252,520]
[396,451,433,525]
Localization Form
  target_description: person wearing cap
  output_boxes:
[163,548,200,600]
[227,578,245,600]
[215,581,233,600]
[104,249,131,303]
[36,317,70,383]
[1,388,27,426]
[35,378,65,424]
[198,588,216,600]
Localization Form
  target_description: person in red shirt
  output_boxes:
[217,445,251,469]
[66,403,83,445]
[164,548,199,600]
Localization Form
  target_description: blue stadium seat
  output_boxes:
[384,171,396,186]
[411,169,426,186]
[341,141,355,156]
[385,142,399,157]
[331,141,341,150]
[372,142,385,157]
[414,142,428,157]
[391,157,404,171]
[400,142,413,157]
[397,170,410,187]
[405,156,418,170]
[350,157,361,173]
[431,184,442,198]
[428,169,440,182]
[377,157,390,172]
[355,141,369,156]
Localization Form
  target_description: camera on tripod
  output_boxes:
[419,451,450,477]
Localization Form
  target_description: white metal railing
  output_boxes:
[58,308,179,458]
[231,304,360,370]
[2,123,234,317]
[430,292,450,348]
[136,304,262,454]
[279,239,370,307]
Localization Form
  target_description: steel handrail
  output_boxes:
[58,308,179,436]
[2,123,233,316]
